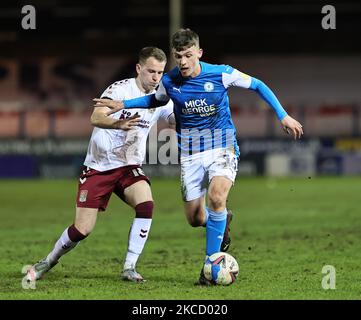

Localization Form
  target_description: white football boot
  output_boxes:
[121,268,146,283]
[26,258,58,281]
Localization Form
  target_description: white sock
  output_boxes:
[123,218,152,270]
[47,227,78,264]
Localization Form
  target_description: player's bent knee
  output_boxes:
[208,192,226,211]
[135,201,154,219]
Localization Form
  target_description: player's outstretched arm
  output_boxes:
[93,98,125,115]
[90,106,140,130]
[93,93,169,115]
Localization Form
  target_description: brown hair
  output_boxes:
[171,28,200,51]
[138,47,167,65]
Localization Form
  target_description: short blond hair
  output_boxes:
[138,47,167,65]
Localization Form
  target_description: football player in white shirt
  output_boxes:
[27,47,175,283]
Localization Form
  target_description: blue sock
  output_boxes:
[205,207,227,257]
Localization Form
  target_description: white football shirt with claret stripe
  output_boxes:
[84,78,173,171]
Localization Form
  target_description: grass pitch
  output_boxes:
[0,176,360,300]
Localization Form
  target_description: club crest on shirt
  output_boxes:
[204,82,214,92]
[79,190,88,202]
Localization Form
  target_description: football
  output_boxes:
[203,252,239,285]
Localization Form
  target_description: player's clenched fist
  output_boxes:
[93,98,125,115]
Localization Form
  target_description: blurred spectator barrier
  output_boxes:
[0,105,360,139]
[0,136,360,178]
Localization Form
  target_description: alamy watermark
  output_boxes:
[134,125,237,165]
[21,5,36,30]
[321,265,336,290]
[321,5,336,30]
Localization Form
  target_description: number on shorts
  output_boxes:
[132,168,145,177]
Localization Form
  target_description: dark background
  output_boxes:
[1,0,360,57]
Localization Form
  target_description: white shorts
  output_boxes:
[180,148,238,201]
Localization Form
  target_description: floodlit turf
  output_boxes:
[0,176,360,300]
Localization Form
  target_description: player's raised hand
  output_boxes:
[115,113,141,130]
[93,98,125,115]
[281,115,303,140]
